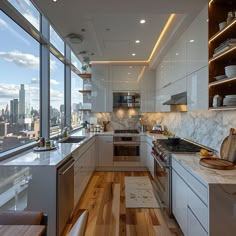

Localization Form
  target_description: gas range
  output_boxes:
[152,138,210,166]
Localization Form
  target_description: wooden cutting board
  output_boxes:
[199,157,235,170]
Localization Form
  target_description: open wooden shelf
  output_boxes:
[209,106,236,111]
[209,45,236,63]
[209,77,236,87]
[78,73,92,79]
[78,90,92,94]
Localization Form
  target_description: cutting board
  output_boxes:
[199,157,235,170]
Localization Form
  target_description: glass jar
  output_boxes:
[227,11,234,24]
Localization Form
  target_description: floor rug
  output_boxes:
[125,176,160,208]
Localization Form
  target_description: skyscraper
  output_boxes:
[10,99,18,123]
[19,84,25,121]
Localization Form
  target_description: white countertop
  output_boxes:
[172,154,236,185]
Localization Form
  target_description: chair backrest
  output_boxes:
[0,210,43,225]
[67,210,88,236]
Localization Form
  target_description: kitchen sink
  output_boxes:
[60,136,86,143]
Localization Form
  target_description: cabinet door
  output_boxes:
[140,68,156,112]
[91,64,112,112]
[90,139,96,171]
[111,65,141,91]
[146,141,154,178]
[140,141,147,166]
[187,66,208,111]
[187,207,208,236]
[98,136,113,166]
[172,170,188,235]
[186,5,208,74]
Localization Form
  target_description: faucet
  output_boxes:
[60,114,72,138]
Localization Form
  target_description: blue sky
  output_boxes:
[0,0,84,112]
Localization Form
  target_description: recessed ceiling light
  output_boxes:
[189,39,195,43]
[176,53,179,56]
[135,40,140,43]
[52,0,57,2]
[140,19,146,24]
[132,53,136,56]
[128,72,131,75]
[129,66,133,69]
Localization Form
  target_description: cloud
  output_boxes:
[50,79,60,85]
[0,51,39,69]
[0,18,8,28]
[50,88,64,102]
[31,77,39,84]
[23,12,39,29]
[0,83,19,99]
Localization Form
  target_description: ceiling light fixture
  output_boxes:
[52,0,57,2]
[189,39,195,43]
[140,19,146,24]
[132,53,136,56]
[66,33,83,44]
[135,40,140,43]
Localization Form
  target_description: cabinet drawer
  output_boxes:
[188,187,208,232]
[172,157,208,205]
[187,207,208,236]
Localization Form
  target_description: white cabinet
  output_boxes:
[111,65,141,91]
[187,207,208,236]
[172,157,209,236]
[186,5,208,74]
[140,67,156,112]
[98,136,113,166]
[146,140,154,179]
[91,64,112,112]
[187,66,208,111]
[172,170,188,236]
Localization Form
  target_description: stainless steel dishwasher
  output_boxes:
[57,157,75,236]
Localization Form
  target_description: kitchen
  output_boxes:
[0,0,236,235]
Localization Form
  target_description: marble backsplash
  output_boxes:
[91,109,236,152]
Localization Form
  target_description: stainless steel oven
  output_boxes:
[151,150,171,215]
[113,135,140,161]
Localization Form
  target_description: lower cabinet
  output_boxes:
[172,158,208,236]
[146,141,154,179]
[73,138,96,208]
[98,136,113,166]
[187,207,208,236]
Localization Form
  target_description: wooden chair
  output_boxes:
[0,210,47,236]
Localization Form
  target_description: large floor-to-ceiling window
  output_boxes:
[0,9,40,153]
[0,1,85,156]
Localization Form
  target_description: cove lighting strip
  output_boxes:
[91,14,176,65]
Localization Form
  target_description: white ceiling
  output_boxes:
[32,0,207,64]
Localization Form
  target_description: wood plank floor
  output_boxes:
[64,171,183,236]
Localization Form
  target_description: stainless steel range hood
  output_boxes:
[163,92,187,112]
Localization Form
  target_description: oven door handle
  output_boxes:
[113,142,140,146]
[151,152,166,169]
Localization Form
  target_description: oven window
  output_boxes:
[114,145,139,157]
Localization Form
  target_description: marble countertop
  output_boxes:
[172,154,236,185]
[1,130,162,167]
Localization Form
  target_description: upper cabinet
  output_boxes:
[111,65,141,91]
[91,64,112,112]
[140,67,156,112]
[208,0,236,110]
[186,5,208,74]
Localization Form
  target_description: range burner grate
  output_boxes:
[114,129,139,134]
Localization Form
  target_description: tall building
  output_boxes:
[10,99,18,123]
[19,84,25,120]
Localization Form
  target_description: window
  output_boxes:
[71,71,83,129]
[50,53,64,137]
[50,25,64,55]
[0,10,40,153]
[71,51,82,70]
[7,0,40,30]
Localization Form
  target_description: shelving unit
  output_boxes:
[208,0,236,110]
[78,90,92,94]
[78,73,92,79]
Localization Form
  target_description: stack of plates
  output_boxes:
[223,95,236,106]
[225,65,236,78]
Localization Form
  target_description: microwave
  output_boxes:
[113,92,140,108]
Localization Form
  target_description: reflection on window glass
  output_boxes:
[50,26,64,55]
[50,54,64,137]
[0,10,40,153]
[71,51,82,70]
[7,0,40,30]
[71,71,83,129]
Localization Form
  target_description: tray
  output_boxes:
[199,157,235,170]
[33,146,57,152]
